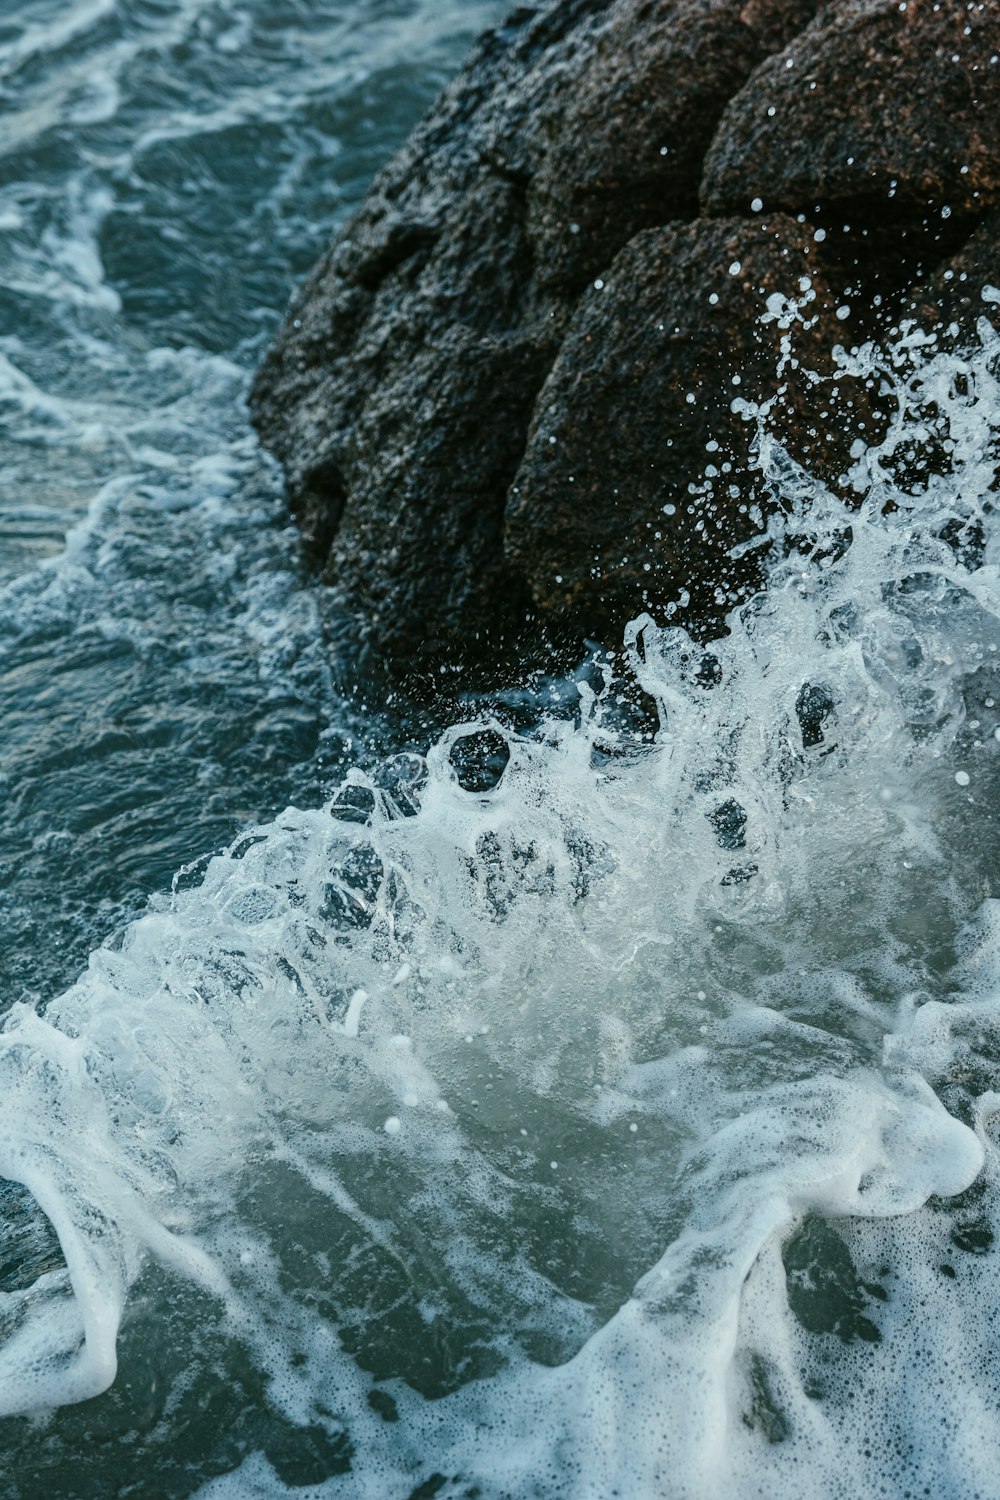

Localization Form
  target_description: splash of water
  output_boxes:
[2,304,1000,1496]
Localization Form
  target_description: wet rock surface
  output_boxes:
[506,214,875,634]
[251,0,1000,683]
[906,208,1000,336]
[701,0,1000,233]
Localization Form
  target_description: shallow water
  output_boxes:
[3,4,1000,1499]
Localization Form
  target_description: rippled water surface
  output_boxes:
[0,0,506,1004]
[4,5,1000,1500]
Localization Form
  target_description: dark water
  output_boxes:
[0,0,505,1005]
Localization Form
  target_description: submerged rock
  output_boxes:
[251,0,1000,683]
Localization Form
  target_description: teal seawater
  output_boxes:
[0,5,503,1492]
[0,0,505,1005]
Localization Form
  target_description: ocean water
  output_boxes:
[3,4,1000,1498]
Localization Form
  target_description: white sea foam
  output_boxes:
[0,0,117,79]
[1,309,999,1494]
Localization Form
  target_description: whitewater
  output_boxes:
[3,3,1000,1498]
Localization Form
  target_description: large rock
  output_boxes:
[251,0,1000,685]
[505,215,873,635]
[701,0,1000,236]
[496,0,822,292]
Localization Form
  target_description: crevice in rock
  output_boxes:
[296,456,348,565]
[349,220,442,293]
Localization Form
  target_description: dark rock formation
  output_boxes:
[506,214,875,630]
[251,0,1000,685]
[701,1,1000,231]
[494,0,820,292]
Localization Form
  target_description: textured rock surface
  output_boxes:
[505,0,819,292]
[251,0,1000,682]
[506,215,874,633]
[701,0,1000,230]
[906,208,1000,336]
